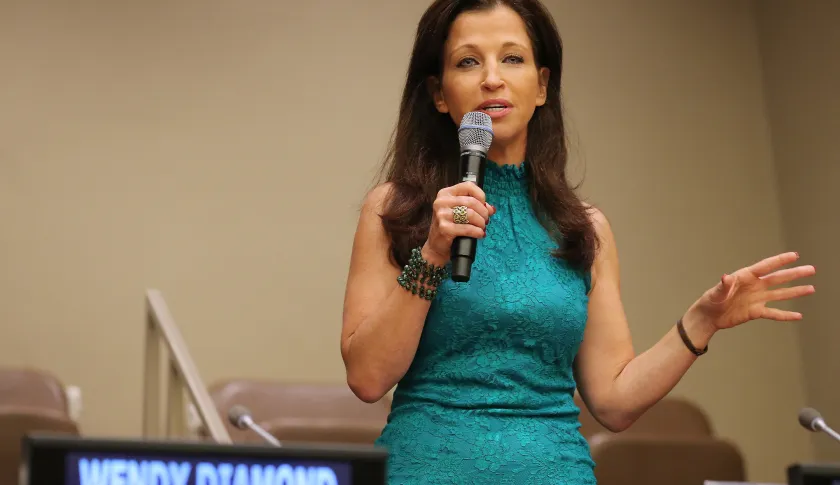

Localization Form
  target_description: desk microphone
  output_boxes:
[228,405,282,447]
[451,111,494,283]
[798,407,840,443]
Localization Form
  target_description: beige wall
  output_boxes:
[0,0,831,482]
[756,0,840,464]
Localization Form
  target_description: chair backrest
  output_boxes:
[208,379,391,444]
[0,368,80,484]
[589,434,745,485]
[575,393,713,439]
[263,418,387,446]
[0,368,69,415]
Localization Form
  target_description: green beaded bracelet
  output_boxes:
[397,247,448,301]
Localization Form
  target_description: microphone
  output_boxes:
[798,407,840,443]
[228,405,282,447]
[451,111,494,282]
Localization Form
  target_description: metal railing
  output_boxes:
[142,289,231,443]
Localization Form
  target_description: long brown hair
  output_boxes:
[377,0,598,274]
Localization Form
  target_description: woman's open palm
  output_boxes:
[692,252,816,330]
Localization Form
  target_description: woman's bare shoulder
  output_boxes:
[360,182,396,217]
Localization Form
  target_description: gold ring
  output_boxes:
[452,205,469,224]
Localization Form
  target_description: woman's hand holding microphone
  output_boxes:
[421,181,496,266]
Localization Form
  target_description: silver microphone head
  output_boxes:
[798,407,823,431]
[458,111,493,154]
[227,405,252,430]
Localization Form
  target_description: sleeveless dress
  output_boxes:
[375,161,597,484]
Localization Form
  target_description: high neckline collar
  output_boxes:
[484,160,528,196]
[487,161,526,178]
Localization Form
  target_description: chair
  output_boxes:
[0,368,71,415]
[205,379,390,445]
[262,417,387,446]
[589,434,746,485]
[575,393,746,484]
[0,368,80,484]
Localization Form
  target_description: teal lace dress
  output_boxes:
[375,162,596,484]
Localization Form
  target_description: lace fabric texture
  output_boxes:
[376,162,596,484]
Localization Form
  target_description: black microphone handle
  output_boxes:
[450,150,487,282]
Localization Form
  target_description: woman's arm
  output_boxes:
[341,182,492,403]
[573,209,815,431]
[341,184,440,403]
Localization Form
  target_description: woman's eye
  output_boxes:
[456,55,523,67]
[457,57,478,68]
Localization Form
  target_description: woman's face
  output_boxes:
[430,5,549,154]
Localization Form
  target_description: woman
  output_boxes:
[340,0,816,483]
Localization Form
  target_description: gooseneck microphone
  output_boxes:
[451,111,494,283]
[798,407,840,443]
[228,405,282,447]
